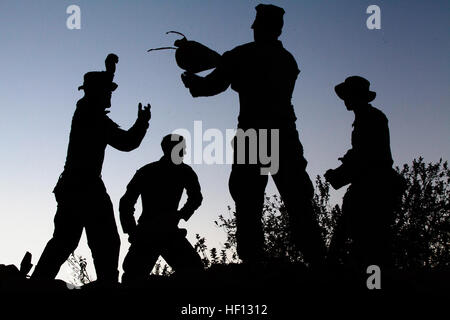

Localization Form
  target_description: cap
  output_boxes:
[251,4,285,32]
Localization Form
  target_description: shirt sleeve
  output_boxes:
[188,51,233,97]
[105,116,149,152]
[178,167,203,221]
[119,170,142,234]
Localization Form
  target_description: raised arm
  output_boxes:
[107,103,151,151]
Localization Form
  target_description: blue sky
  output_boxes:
[0,0,449,282]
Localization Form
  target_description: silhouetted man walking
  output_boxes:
[182,4,325,265]
[121,134,203,284]
[325,76,404,269]
[32,54,151,284]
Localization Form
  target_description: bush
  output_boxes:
[207,158,449,269]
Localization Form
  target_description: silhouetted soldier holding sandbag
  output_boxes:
[325,76,405,269]
[121,134,204,284]
[181,4,325,265]
[32,54,151,284]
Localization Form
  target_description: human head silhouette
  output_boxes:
[78,54,119,109]
[251,4,285,43]
[161,134,186,164]
[335,76,376,111]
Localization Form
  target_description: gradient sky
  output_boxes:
[0,0,449,282]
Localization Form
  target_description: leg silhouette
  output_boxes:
[162,232,204,275]
[229,164,268,263]
[272,130,326,265]
[85,192,120,283]
[32,199,83,280]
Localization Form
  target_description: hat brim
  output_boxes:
[78,82,118,92]
[335,83,376,102]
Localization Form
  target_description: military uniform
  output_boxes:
[32,55,150,283]
[327,76,404,268]
[340,105,398,268]
[120,156,203,283]
[183,5,325,264]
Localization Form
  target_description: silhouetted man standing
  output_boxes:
[32,54,151,284]
[120,134,203,284]
[325,76,403,269]
[182,4,325,265]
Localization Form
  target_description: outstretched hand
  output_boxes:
[181,72,201,97]
[137,103,151,122]
[181,72,195,88]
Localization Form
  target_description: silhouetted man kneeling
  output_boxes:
[32,54,151,284]
[121,134,204,284]
[181,4,325,265]
[325,76,405,269]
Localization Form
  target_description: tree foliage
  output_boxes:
[67,253,91,285]
[214,177,342,264]
[392,157,449,269]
